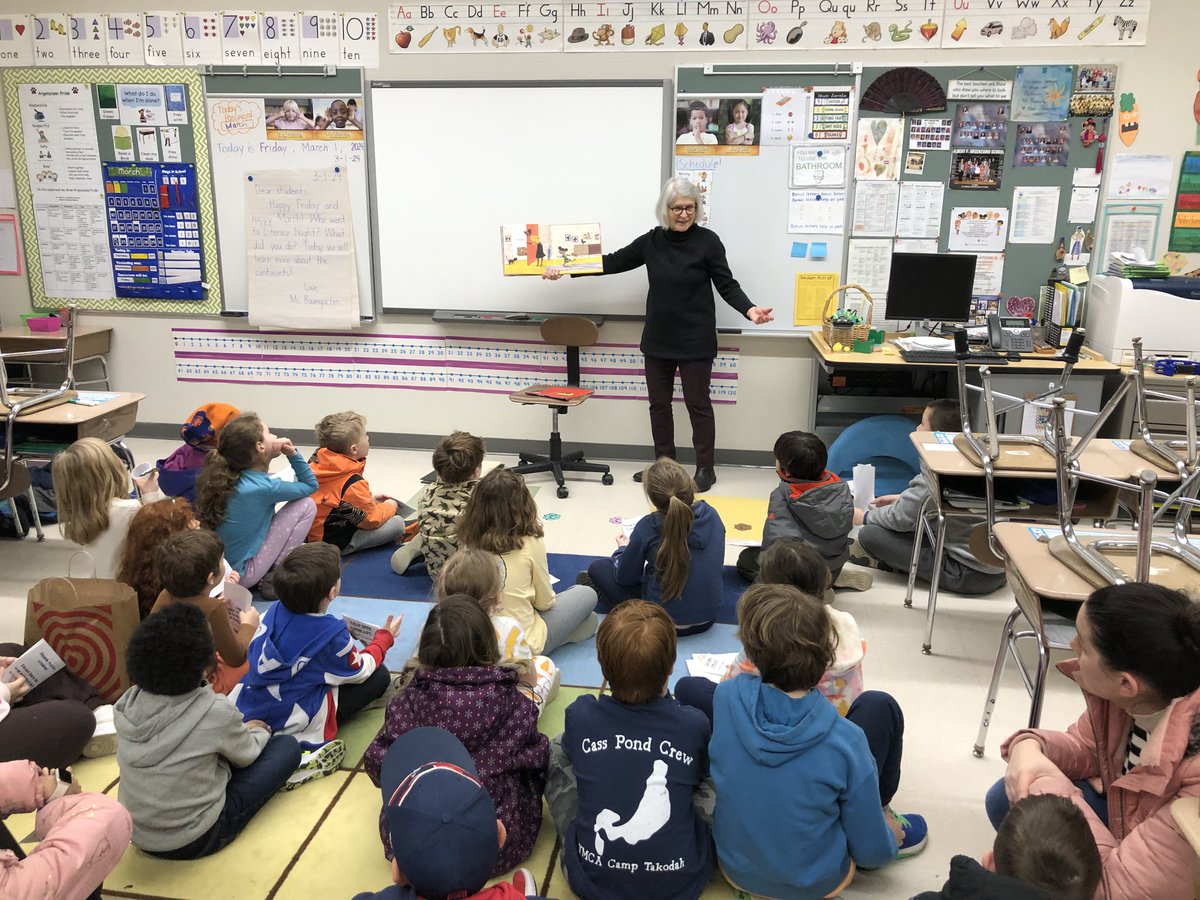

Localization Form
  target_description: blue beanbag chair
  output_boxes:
[827,415,921,496]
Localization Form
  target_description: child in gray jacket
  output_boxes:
[851,399,1006,595]
[738,430,853,582]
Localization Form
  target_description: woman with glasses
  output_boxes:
[544,177,773,492]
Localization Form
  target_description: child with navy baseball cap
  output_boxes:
[354,727,546,900]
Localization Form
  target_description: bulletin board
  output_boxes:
[677,62,1116,330]
[368,80,671,318]
[3,66,223,314]
[675,64,858,334]
[860,63,1114,322]
[205,67,373,320]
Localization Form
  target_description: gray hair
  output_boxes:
[655,177,702,229]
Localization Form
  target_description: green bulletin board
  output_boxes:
[3,66,223,314]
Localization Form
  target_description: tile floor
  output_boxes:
[0,437,1089,900]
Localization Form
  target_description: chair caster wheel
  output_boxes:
[601,473,614,485]
[557,485,569,499]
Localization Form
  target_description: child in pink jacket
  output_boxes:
[0,759,131,900]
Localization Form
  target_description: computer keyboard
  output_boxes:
[899,349,1010,365]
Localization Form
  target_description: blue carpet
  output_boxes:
[337,546,750,625]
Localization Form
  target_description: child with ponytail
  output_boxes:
[194,413,317,592]
[436,547,560,714]
[583,456,725,635]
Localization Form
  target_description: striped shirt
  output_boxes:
[1124,707,1168,774]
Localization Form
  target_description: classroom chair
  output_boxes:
[826,414,920,496]
[509,315,613,499]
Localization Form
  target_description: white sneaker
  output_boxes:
[511,867,538,896]
[83,704,117,758]
[281,739,345,791]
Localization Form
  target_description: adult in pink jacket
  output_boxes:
[0,759,131,900]
[986,583,1200,900]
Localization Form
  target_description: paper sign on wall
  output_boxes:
[144,12,185,64]
[260,12,301,64]
[790,144,845,188]
[33,14,71,65]
[246,167,360,329]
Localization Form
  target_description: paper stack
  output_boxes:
[685,652,740,683]
[1106,251,1169,278]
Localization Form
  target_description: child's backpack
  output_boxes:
[321,473,366,550]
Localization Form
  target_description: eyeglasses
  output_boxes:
[669,205,697,215]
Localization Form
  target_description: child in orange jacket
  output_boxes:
[307,411,408,554]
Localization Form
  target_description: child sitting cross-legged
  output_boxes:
[353,727,547,900]
[115,604,303,859]
[308,411,408,555]
[364,596,549,875]
[435,547,560,715]
[232,542,400,782]
[675,538,866,721]
[150,529,259,695]
[711,583,927,899]
[546,600,715,900]
[916,794,1101,900]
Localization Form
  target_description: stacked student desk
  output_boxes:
[907,434,1181,655]
[0,324,113,391]
[807,333,1120,437]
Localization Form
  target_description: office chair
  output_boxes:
[509,315,613,499]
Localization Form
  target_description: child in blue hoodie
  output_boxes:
[232,543,400,764]
[710,583,927,899]
[582,457,725,636]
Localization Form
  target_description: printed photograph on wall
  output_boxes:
[949,149,1004,190]
[1014,122,1070,166]
[265,96,365,139]
[951,103,1008,148]
[1075,65,1116,93]
[675,97,721,148]
[717,97,761,150]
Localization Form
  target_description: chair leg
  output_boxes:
[974,605,1023,757]
[1028,630,1052,729]
[904,495,931,610]
[25,484,43,542]
[922,512,947,655]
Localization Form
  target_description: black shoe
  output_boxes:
[632,469,644,483]
[693,468,717,493]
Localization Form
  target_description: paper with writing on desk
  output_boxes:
[2,639,64,690]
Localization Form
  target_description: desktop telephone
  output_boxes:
[987,315,1034,353]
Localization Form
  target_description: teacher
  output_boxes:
[544,177,773,493]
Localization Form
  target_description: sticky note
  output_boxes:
[791,242,808,258]
[1068,266,1089,285]
[811,242,828,260]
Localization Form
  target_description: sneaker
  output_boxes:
[693,468,717,493]
[575,570,596,590]
[511,867,538,896]
[847,537,882,570]
[282,739,346,791]
[365,670,406,711]
[632,469,644,483]
[83,704,117,758]
[889,808,928,858]
[834,567,874,592]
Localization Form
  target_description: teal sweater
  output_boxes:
[216,454,317,574]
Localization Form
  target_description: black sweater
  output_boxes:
[602,225,753,360]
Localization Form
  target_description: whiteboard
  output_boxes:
[368,81,670,317]
[206,88,374,319]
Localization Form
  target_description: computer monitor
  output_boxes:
[885,253,978,328]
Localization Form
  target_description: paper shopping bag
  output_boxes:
[24,574,140,703]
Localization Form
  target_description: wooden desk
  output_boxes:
[0,324,113,390]
[8,391,143,447]
[808,333,1119,439]
[972,521,1091,756]
[907,433,1126,654]
[809,332,1118,372]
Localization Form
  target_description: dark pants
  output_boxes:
[149,734,302,859]
[985,776,1108,830]
[858,523,1007,596]
[736,547,844,585]
[586,559,713,636]
[0,642,102,768]
[336,665,390,725]
[675,683,904,806]
[644,355,716,469]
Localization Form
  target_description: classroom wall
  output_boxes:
[0,0,1195,458]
